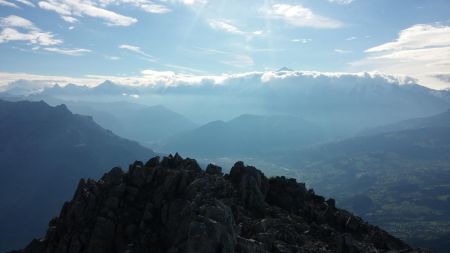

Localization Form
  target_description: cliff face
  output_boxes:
[14,154,428,253]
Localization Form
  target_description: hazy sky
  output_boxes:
[0,0,449,89]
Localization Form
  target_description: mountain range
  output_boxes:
[0,100,155,252]
[7,72,448,134]
[2,73,450,251]
[160,114,328,157]
[60,101,198,146]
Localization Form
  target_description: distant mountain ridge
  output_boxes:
[41,80,140,96]
[161,114,327,157]
[3,72,448,135]
[61,101,198,145]
[361,109,450,136]
[23,73,450,137]
[42,83,90,95]
[0,100,155,252]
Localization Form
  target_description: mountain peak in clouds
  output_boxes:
[91,80,139,95]
[277,66,294,72]
[42,83,90,96]
[65,83,89,90]
[51,83,62,89]
[94,80,121,89]
[2,79,49,96]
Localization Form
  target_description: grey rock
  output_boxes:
[15,154,429,253]
[206,164,223,175]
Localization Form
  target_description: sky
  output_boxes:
[0,0,450,89]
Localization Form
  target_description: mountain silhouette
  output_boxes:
[0,100,155,252]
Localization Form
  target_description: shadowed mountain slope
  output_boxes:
[274,125,450,252]
[361,109,450,136]
[161,114,327,157]
[0,100,155,252]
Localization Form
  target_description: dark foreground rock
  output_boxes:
[13,154,429,253]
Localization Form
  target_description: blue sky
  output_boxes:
[0,0,450,89]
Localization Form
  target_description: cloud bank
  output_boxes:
[353,24,450,89]
[0,69,421,92]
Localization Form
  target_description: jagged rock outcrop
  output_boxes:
[13,154,429,253]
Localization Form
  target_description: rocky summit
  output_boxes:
[13,154,428,253]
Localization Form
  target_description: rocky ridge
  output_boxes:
[13,154,429,253]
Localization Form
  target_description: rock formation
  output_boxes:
[12,154,429,253]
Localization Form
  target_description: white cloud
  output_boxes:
[0,0,19,8]
[119,44,156,61]
[95,70,232,86]
[0,72,101,90]
[159,0,207,7]
[207,19,264,38]
[105,55,120,60]
[266,4,343,29]
[37,1,69,15]
[334,49,351,54]
[291,38,312,43]
[0,15,93,57]
[259,70,416,86]
[0,15,37,30]
[139,3,171,13]
[346,36,357,41]
[366,24,450,52]
[14,0,35,7]
[43,47,91,56]
[38,0,138,26]
[0,69,232,90]
[0,16,62,45]
[208,19,245,35]
[61,15,78,23]
[177,0,207,6]
[328,0,355,5]
[0,28,62,45]
[352,24,450,89]
[99,0,171,13]
[119,44,148,56]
